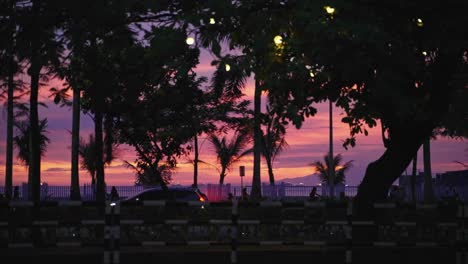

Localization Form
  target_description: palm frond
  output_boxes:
[310,153,354,185]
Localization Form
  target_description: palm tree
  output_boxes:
[17,0,64,202]
[209,130,252,185]
[0,0,22,200]
[310,153,354,186]
[261,109,288,185]
[13,118,50,173]
[78,134,118,191]
[124,161,173,187]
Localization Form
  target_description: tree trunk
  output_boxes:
[266,156,275,185]
[423,138,434,203]
[28,0,42,204]
[70,87,81,200]
[5,57,14,200]
[328,99,335,198]
[411,154,417,203]
[94,108,105,203]
[193,135,199,188]
[354,127,428,213]
[219,168,226,185]
[29,62,41,203]
[251,78,262,199]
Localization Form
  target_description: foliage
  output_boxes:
[261,105,288,184]
[124,161,173,187]
[78,134,117,185]
[209,129,253,184]
[310,153,354,185]
[13,118,50,166]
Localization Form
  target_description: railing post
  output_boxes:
[231,199,239,264]
[345,199,353,264]
[104,201,120,264]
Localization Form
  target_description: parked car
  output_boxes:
[123,187,208,202]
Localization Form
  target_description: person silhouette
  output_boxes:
[309,187,318,201]
[110,186,120,201]
[13,186,20,200]
[241,188,249,201]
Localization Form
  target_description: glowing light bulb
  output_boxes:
[273,35,283,45]
[422,51,427,56]
[324,6,335,15]
[209,18,215,24]
[309,70,315,77]
[416,18,423,27]
[186,37,195,45]
[225,64,231,72]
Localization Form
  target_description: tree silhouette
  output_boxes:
[188,1,467,208]
[261,107,288,185]
[78,134,117,189]
[310,153,353,185]
[0,0,24,200]
[209,130,252,185]
[13,118,50,169]
[15,0,64,202]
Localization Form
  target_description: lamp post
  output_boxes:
[325,5,336,198]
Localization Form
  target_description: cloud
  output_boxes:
[45,167,70,172]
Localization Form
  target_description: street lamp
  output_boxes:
[324,6,335,15]
[416,18,423,27]
[273,35,283,46]
[324,5,336,198]
[186,37,195,45]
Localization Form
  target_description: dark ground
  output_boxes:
[0,245,453,264]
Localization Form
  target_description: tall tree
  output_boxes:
[0,0,22,200]
[116,27,207,190]
[16,0,64,202]
[209,130,252,185]
[219,1,468,208]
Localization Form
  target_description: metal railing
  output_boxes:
[0,200,466,264]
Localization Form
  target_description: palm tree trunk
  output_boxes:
[29,61,41,203]
[411,154,417,203]
[328,99,334,198]
[28,0,42,203]
[423,138,434,203]
[251,78,262,198]
[193,135,199,188]
[219,168,226,185]
[94,108,105,203]
[5,56,15,200]
[266,156,275,185]
[70,87,81,200]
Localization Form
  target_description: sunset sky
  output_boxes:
[0,49,466,187]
